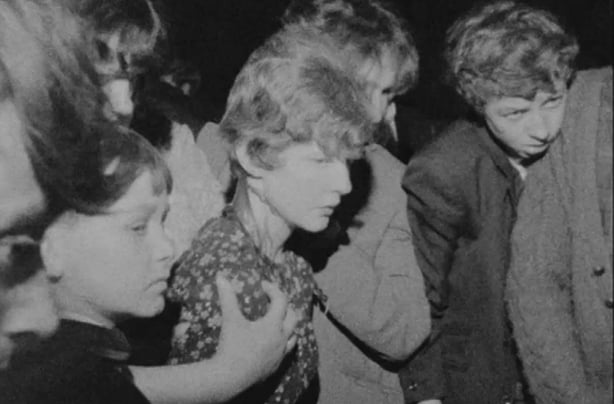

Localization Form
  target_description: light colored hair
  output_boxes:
[220,26,373,176]
[445,0,579,111]
[283,0,419,95]
[0,0,123,215]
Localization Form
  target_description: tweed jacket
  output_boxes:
[196,125,430,403]
[400,121,524,404]
[306,144,430,404]
[506,67,613,404]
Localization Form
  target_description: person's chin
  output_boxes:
[301,216,331,233]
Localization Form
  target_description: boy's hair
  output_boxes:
[220,25,373,175]
[283,0,419,95]
[84,129,172,215]
[61,0,165,76]
[0,236,42,290]
[445,0,579,111]
[0,0,126,216]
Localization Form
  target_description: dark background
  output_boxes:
[158,0,612,123]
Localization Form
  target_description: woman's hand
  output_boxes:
[214,274,298,384]
[132,275,298,404]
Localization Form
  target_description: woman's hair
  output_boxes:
[445,0,579,111]
[83,128,172,215]
[61,0,165,75]
[220,26,373,176]
[0,0,128,216]
[283,0,419,95]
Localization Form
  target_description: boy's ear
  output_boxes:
[235,140,266,178]
[40,216,72,280]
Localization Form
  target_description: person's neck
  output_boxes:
[232,179,292,263]
[53,285,114,329]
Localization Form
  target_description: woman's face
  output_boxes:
[259,141,352,233]
[0,101,46,235]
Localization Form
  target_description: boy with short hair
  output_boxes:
[0,131,175,403]
[400,2,578,403]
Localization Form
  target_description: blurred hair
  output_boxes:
[283,0,419,95]
[220,25,373,177]
[61,0,165,76]
[0,0,130,216]
[445,0,579,111]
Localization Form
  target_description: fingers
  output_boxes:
[260,280,288,322]
[215,274,242,320]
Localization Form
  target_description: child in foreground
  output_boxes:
[0,131,174,403]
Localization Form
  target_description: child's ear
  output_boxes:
[235,140,267,178]
[40,216,72,280]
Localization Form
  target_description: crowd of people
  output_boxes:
[0,0,611,404]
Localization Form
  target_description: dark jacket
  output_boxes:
[0,320,149,404]
[399,121,524,404]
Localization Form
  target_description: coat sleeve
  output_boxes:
[314,206,431,362]
[399,153,470,403]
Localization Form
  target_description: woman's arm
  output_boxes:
[131,276,297,404]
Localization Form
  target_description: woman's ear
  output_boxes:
[235,140,267,178]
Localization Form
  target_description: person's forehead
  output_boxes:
[103,171,165,216]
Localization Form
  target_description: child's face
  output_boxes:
[483,84,568,163]
[45,171,174,327]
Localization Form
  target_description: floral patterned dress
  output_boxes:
[166,207,319,404]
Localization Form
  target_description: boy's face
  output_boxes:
[0,102,46,235]
[45,171,174,327]
[483,84,568,163]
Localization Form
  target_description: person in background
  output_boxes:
[166,27,372,404]
[62,0,225,255]
[506,66,612,404]
[400,2,578,403]
[281,1,431,403]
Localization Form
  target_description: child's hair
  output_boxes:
[445,0,579,111]
[80,129,173,215]
[0,236,42,290]
[220,26,373,176]
[283,0,419,95]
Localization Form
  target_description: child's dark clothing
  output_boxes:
[0,319,149,404]
[167,207,319,404]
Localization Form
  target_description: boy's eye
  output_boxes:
[130,222,147,234]
[543,96,563,108]
[503,110,526,120]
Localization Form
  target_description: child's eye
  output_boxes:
[544,96,563,108]
[130,223,147,235]
[503,110,526,120]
